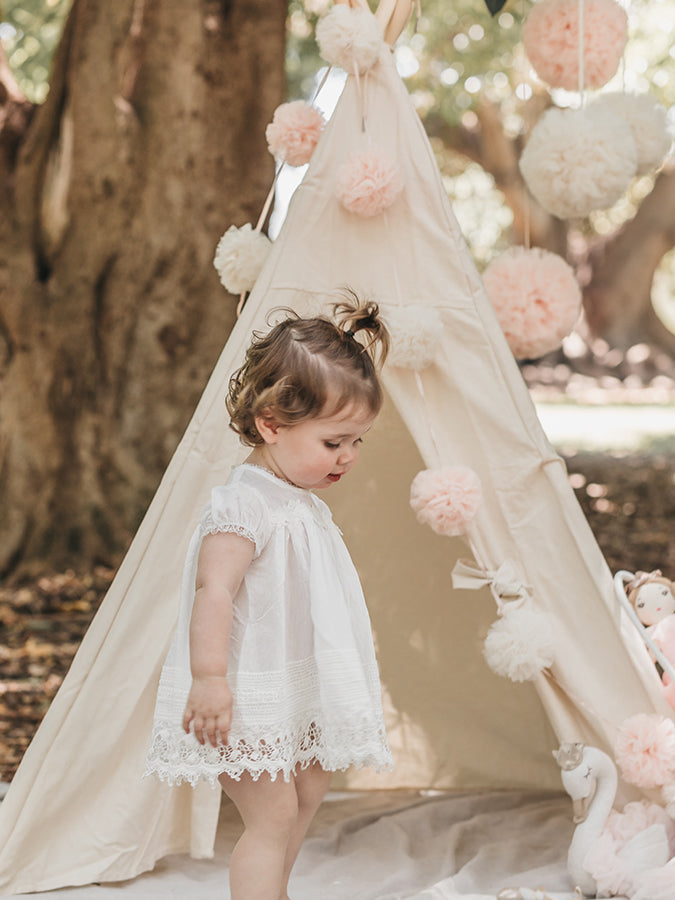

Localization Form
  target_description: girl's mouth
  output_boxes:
[327,473,342,483]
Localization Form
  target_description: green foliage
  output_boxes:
[287,0,674,132]
[0,0,71,103]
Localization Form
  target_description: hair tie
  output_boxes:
[344,329,355,338]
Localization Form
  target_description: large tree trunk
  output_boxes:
[583,166,675,353]
[0,0,287,577]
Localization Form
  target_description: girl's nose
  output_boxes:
[338,444,359,466]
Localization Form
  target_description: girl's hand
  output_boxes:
[183,676,233,748]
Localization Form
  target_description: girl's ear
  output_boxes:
[255,411,282,445]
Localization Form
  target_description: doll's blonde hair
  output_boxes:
[227,291,390,446]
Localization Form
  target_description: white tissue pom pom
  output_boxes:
[519,106,637,219]
[384,306,443,370]
[484,607,556,682]
[482,247,582,360]
[213,224,272,295]
[316,5,383,75]
[410,466,482,536]
[336,148,403,218]
[595,93,672,176]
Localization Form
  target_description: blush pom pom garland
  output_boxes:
[213,224,272,296]
[594,93,672,176]
[519,106,638,219]
[265,101,325,168]
[482,247,582,360]
[615,714,675,789]
[523,0,628,91]
[384,305,443,370]
[316,5,384,75]
[410,466,482,537]
[336,148,404,218]
[483,606,556,682]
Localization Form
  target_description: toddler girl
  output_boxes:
[145,294,393,900]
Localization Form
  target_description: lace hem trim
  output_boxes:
[144,719,392,787]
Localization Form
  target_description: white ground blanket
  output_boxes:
[17,790,579,899]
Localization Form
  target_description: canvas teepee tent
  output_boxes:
[0,5,670,895]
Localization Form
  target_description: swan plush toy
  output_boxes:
[554,743,675,898]
[628,571,675,710]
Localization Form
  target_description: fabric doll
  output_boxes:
[628,570,675,709]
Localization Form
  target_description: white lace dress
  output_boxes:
[144,464,392,785]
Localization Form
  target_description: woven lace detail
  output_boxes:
[144,717,392,787]
[199,519,256,544]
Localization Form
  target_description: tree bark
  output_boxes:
[583,166,675,353]
[0,0,287,577]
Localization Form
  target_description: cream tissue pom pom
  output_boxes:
[316,5,383,75]
[519,105,637,219]
[482,247,582,360]
[336,148,403,218]
[523,0,627,91]
[213,224,272,295]
[410,466,482,536]
[595,93,672,176]
[483,607,556,682]
[265,101,325,167]
[384,306,443,370]
[615,714,675,789]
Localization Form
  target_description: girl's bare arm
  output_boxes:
[183,531,255,747]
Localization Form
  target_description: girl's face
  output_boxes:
[250,402,376,491]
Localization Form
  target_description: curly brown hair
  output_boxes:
[227,292,390,446]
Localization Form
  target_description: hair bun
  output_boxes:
[333,290,389,367]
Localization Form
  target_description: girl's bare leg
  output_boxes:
[219,771,299,900]
[279,763,332,900]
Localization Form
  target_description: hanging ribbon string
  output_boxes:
[413,370,443,465]
[523,188,531,250]
[578,0,585,106]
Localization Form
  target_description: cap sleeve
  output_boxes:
[199,484,271,559]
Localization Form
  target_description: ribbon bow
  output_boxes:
[452,559,531,609]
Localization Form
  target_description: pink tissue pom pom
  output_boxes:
[523,0,627,90]
[265,101,325,167]
[482,247,582,360]
[336,148,403,218]
[410,466,482,536]
[605,801,675,851]
[615,714,675,789]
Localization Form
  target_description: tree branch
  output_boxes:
[423,98,567,255]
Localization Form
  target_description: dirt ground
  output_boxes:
[1,441,673,784]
